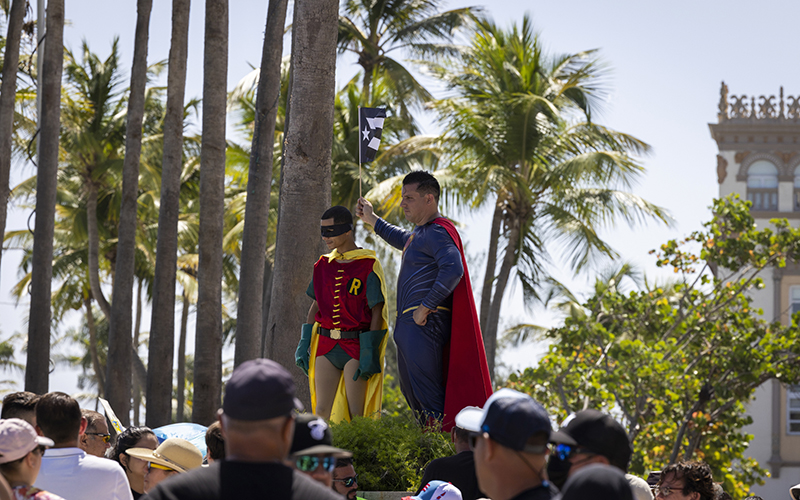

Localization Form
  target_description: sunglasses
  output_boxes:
[333,474,359,487]
[295,455,336,473]
[148,462,176,472]
[86,432,111,443]
[553,443,596,461]
[467,431,483,450]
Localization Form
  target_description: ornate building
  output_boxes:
[709,82,800,498]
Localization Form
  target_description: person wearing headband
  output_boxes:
[296,205,389,421]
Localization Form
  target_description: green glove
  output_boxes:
[295,324,313,376]
[353,329,387,381]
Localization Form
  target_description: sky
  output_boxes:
[2,0,800,399]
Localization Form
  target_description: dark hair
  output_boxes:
[1,392,40,421]
[205,421,225,460]
[110,426,156,466]
[453,425,470,444]
[403,171,440,202]
[321,206,353,226]
[0,455,27,476]
[660,461,715,500]
[36,392,81,444]
[335,457,353,469]
[81,409,106,432]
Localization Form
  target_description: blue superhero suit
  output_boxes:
[374,217,464,421]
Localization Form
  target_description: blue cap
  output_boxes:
[454,388,550,452]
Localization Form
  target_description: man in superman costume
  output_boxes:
[356,171,493,430]
[295,206,389,423]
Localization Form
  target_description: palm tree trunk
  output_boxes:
[177,290,189,421]
[85,298,106,395]
[235,0,288,368]
[260,258,273,354]
[264,0,339,406]
[484,217,522,380]
[133,279,143,426]
[0,0,27,281]
[479,197,503,333]
[192,0,228,425]
[106,0,152,427]
[25,0,64,394]
[147,0,190,427]
[86,181,111,318]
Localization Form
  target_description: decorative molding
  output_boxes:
[749,210,800,220]
[718,83,800,122]
[735,151,751,163]
[717,155,728,184]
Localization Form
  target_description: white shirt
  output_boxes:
[34,447,134,500]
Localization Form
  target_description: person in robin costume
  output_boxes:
[356,171,493,430]
[295,206,389,421]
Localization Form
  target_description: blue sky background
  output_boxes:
[2,0,800,402]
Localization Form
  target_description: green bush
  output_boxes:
[330,382,454,493]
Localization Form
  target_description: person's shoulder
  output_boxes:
[291,470,343,499]
[80,454,127,473]
[144,465,220,500]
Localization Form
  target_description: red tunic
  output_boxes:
[311,256,377,359]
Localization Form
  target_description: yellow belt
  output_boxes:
[399,305,451,317]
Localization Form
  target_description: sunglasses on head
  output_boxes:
[333,474,359,487]
[295,455,336,473]
[148,462,176,472]
[86,432,111,443]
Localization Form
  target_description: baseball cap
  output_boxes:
[0,418,54,464]
[289,413,351,457]
[403,481,463,500]
[223,358,303,421]
[549,410,632,471]
[562,464,634,500]
[126,438,203,473]
[454,388,551,452]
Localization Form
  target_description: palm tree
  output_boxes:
[193,0,228,425]
[234,0,289,368]
[337,0,476,124]
[147,0,191,428]
[265,0,339,402]
[0,0,29,280]
[107,0,153,426]
[430,16,671,379]
[25,0,64,394]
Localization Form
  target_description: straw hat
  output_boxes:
[126,437,202,473]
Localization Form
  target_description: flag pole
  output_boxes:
[358,106,362,199]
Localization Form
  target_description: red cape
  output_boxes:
[432,217,494,431]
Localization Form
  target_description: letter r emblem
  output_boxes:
[348,278,362,295]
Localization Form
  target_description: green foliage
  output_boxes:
[506,196,800,499]
[331,413,453,492]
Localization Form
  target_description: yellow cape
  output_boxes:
[308,248,389,422]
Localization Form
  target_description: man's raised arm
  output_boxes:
[356,197,409,250]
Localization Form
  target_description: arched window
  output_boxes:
[747,160,778,211]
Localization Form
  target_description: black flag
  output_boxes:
[359,107,386,163]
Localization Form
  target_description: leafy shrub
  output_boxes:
[331,411,453,491]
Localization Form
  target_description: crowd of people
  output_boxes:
[0,172,792,499]
[0,358,791,500]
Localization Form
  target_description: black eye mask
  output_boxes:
[321,223,353,237]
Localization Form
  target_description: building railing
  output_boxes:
[717,81,800,122]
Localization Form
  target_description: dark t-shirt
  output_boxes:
[508,483,561,500]
[142,461,344,500]
[417,451,485,500]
